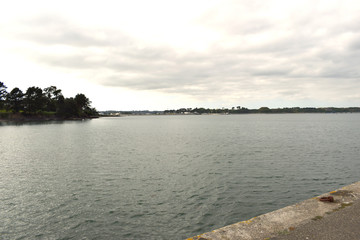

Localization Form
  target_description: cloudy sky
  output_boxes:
[1,0,359,110]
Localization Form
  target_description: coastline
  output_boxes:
[0,113,98,123]
[99,112,360,117]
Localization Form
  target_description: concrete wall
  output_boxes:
[187,181,360,240]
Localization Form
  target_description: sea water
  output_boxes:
[1,114,360,239]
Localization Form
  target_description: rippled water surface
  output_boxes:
[1,114,360,239]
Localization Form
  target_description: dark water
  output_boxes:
[1,114,360,239]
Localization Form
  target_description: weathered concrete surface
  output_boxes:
[271,199,360,240]
[186,181,360,240]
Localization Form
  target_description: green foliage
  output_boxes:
[0,82,98,119]
[24,86,47,113]
[75,93,90,111]
[56,97,79,117]
[44,86,62,112]
[84,107,99,117]
[0,81,7,98]
[258,107,271,113]
[0,109,11,119]
[6,87,24,112]
[0,81,8,108]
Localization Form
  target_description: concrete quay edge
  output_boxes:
[186,181,360,240]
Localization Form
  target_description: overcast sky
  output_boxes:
[1,0,359,110]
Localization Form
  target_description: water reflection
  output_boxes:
[0,119,91,127]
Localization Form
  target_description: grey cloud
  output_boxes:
[348,36,360,50]
[4,10,360,103]
[201,17,274,36]
[11,15,132,47]
[32,54,102,69]
[195,0,274,35]
[277,90,301,97]
[252,69,292,77]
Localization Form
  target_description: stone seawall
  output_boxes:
[187,181,360,240]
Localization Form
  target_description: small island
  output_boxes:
[0,81,98,121]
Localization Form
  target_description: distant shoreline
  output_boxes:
[99,107,360,116]
[99,112,360,117]
[2,109,359,122]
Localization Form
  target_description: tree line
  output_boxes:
[164,106,360,114]
[164,107,250,114]
[0,81,98,118]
